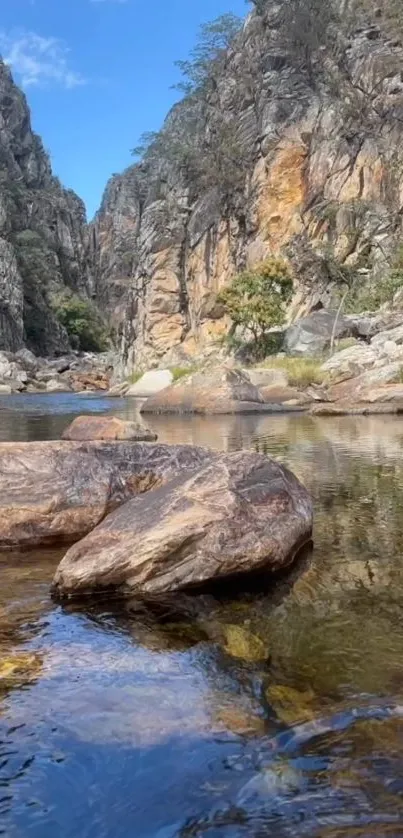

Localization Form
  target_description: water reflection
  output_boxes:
[0,396,403,836]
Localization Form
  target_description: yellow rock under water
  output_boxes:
[223,624,269,662]
[267,683,316,724]
[0,653,42,689]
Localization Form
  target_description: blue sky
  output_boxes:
[0,0,248,219]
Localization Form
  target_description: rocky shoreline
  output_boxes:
[0,349,112,394]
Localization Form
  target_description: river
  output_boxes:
[1,394,403,837]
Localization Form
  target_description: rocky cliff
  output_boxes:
[0,59,93,355]
[91,0,403,372]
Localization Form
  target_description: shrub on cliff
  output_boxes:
[218,258,293,356]
[52,293,109,352]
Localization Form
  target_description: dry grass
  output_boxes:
[259,356,325,388]
[170,365,198,382]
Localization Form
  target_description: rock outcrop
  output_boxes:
[53,451,313,598]
[0,60,94,356]
[62,415,157,442]
[0,440,211,548]
[90,1,403,371]
[140,367,271,414]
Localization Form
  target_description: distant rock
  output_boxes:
[246,368,289,388]
[285,311,353,357]
[141,367,269,414]
[46,379,71,393]
[321,343,378,379]
[126,370,174,397]
[62,415,157,442]
[260,385,307,405]
[53,451,313,599]
[107,382,130,397]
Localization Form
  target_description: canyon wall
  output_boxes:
[92,1,403,371]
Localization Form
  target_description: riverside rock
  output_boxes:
[126,369,174,397]
[62,415,157,442]
[53,451,313,599]
[0,441,212,549]
[141,367,268,415]
[285,311,353,357]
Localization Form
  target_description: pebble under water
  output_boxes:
[1,394,403,837]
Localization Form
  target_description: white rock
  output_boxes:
[46,379,71,393]
[126,369,173,397]
[381,339,398,357]
[246,368,288,388]
[371,324,403,347]
[0,384,12,394]
[321,344,377,375]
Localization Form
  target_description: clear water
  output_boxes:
[1,394,403,837]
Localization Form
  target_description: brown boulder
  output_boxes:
[0,441,212,549]
[68,372,110,392]
[260,385,307,404]
[53,452,313,599]
[62,415,157,442]
[141,367,271,415]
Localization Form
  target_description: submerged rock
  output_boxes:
[141,367,269,414]
[0,652,42,692]
[53,451,312,598]
[62,415,157,442]
[0,440,212,549]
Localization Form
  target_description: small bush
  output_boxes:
[260,357,325,388]
[52,293,109,352]
[345,272,403,313]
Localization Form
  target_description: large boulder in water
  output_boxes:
[53,451,313,599]
[62,415,157,442]
[141,367,268,414]
[0,441,212,549]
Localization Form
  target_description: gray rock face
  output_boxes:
[89,4,403,370]
[0,60,93,355]
[285,311,354,356]
[53,451,313,598]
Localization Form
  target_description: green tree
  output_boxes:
[218,258,293,351]
[52,293,110,352]
[174,13,242,94]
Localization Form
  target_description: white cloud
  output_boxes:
[0,31,86,90]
